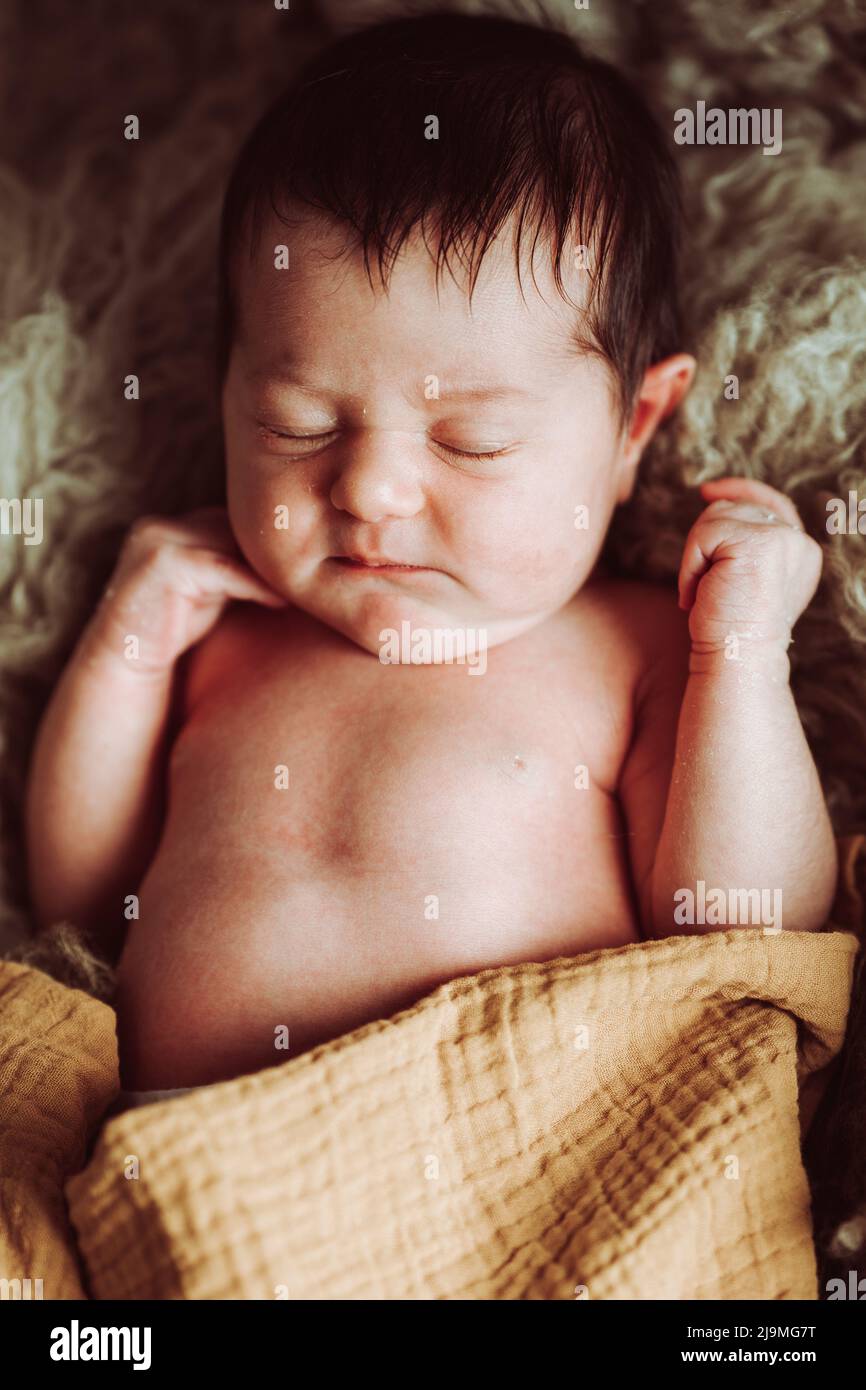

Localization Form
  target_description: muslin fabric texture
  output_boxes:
[0,919,858,1300]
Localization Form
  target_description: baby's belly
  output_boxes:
[114,658,640,1088]
[116,800,639,1089]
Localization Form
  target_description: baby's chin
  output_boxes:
[285,573,554,663]
[295,582,481,660]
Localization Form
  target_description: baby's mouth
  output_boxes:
[331,554,435,573]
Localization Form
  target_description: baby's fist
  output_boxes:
[89,507,286,674]
[677,477,822,661]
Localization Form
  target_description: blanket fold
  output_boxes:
[2,923,858,1300]
[0,961,117,1299]
[6,922,861,1301]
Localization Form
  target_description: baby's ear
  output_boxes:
[622,354,696,473]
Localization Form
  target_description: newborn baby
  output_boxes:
[26,13,836,1090]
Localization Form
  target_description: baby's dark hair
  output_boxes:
[216,6,684,429]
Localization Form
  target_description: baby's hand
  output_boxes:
[677,477,822,662]
[88,507,286,674]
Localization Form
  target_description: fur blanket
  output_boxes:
[1,0,865,1287]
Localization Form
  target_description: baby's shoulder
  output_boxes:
[175,603,248,720]
[566,576,690,693]
[176,601,300,719]
[584,573,685,629]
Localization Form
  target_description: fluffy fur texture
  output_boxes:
[1,0,864,1280]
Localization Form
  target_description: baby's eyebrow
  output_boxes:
[244,365,321,392]
[432,383,541,403]
[246,367,541,406]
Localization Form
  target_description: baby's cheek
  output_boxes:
[228,473,307,572]
[470,470,604,584]
[491,521,600,603]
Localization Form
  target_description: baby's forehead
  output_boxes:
[235,205,590,373]
[244,203,585,301]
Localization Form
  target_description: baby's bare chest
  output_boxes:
[117,612,642,1085]
[166,618,631,887]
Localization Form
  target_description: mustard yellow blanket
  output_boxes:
[0,918,860,1300]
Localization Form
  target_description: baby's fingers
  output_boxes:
[677,528,714,612]
[177,548,287,608]
[698,477,804,530]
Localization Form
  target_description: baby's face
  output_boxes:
[222,207,638,656]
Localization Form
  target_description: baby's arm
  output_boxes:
[619,478,837,938]
[26,509,285,946]
[26,625,174,942]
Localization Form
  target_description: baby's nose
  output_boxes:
[329,430,425,523]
